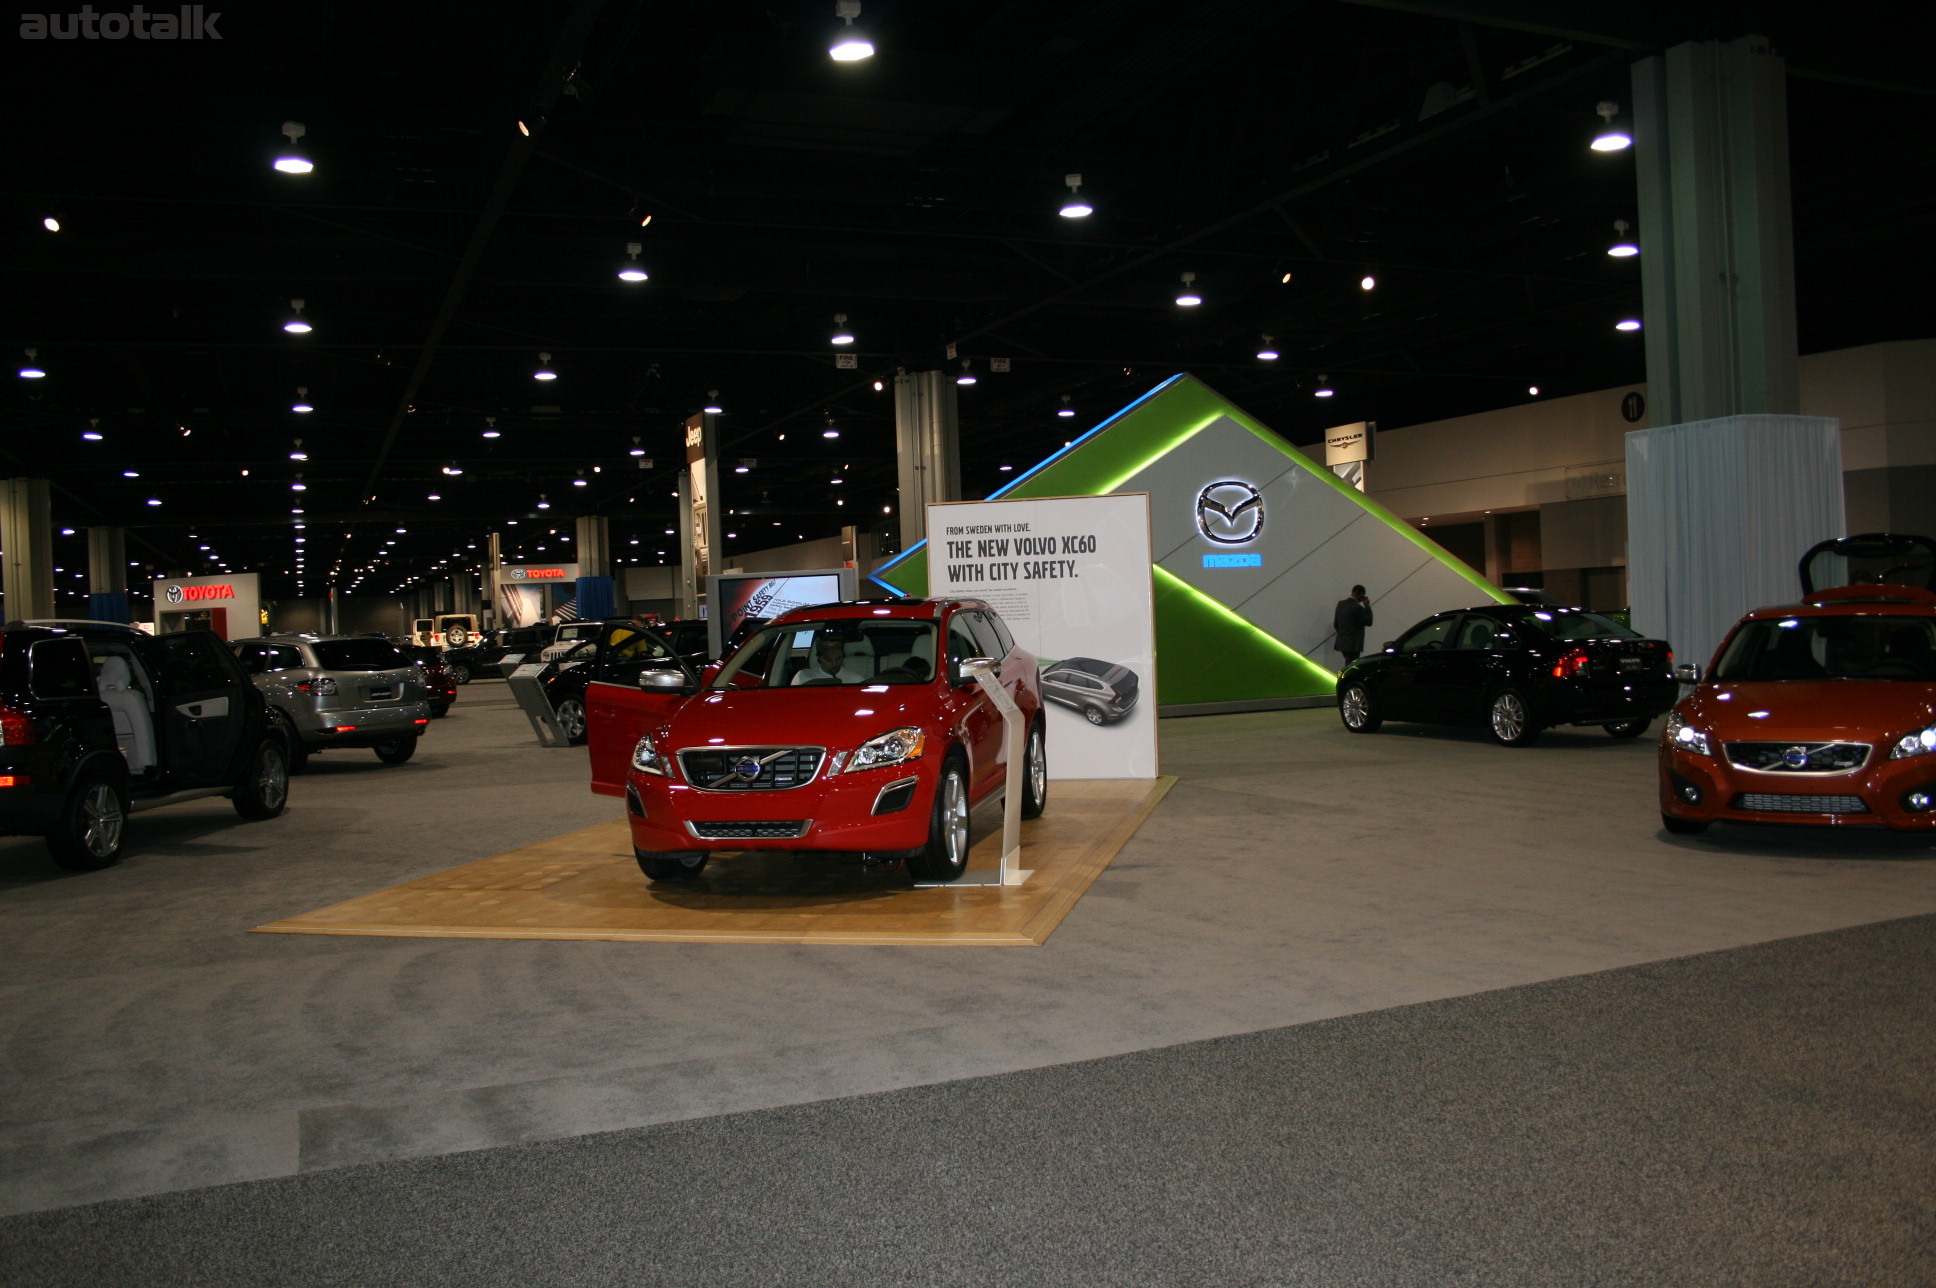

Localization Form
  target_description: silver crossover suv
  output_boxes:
[231,634,431,771]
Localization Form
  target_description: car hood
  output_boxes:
[663,684,937,749]
[1682,680,1936,740]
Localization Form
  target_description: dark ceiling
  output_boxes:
[4,0,1931,606]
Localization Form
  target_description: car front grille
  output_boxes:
[1725,741,1871,774]
[1733,793,1870,815]
[677,747,823,791]
[687,820,811,839]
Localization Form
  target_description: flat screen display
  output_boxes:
[709,570,852,657]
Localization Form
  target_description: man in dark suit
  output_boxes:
[1333,584,1373,667]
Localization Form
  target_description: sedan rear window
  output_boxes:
[1522,610,1640,641]
[1714,615,1936,681]
[312,640,411,671]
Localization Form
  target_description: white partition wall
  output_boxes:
[1626,414,1843,671]
[927,493,1157,780]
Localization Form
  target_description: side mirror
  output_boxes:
[639,669,690,692]
[1674,662,1702,685]
[954,656,997,687]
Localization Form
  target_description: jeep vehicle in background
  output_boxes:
[231,634,431,770]
[0,620,291,871]
[409,614,480,649]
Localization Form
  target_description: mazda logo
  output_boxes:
[1195,480,1264,545]
[164,584,184,604]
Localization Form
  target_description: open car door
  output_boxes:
[585,680,688,797]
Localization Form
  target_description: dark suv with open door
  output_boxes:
[0,620,291,870]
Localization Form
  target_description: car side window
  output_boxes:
[30,638,98,699]
[964,610,1006,661]
[233,643,269,675]
[154,632,238,691]
[271,645,304,671]
[1452,616,1498,651]
[1397,616,1458,653]
[946,619,981,675]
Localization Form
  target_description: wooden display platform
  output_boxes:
[254,778,1173,946]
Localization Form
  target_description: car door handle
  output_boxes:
[175,696,231,719]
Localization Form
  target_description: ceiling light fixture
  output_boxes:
[19,348,45,379]
[1058,396,1075,418]
[617,243,648,282]
[273,121,314,174]
[1360,274,1376,291]
[829,0,873,61]
[1256,335,1279,361]
[1175,271,1201,307]
[282,298,312,334]
[1591,101,1632,152]
[1314,374,1335,398]
[291,386,313,413]
[1615,318,1643,332]
[1059,173,1092,219]
[83,418,102,441]
[830,313,854,345]
[956,358,977,386]
[43,216,60,232]
[704,391,723,414]
[1607,219,1639,258]
[533,352,557,381]
[482,416,500,439]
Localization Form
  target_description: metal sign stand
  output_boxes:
[506,663,571,747]
[916,660,1031,887]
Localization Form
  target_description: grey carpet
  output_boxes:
[6,913,1932,1287]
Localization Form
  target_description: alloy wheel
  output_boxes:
[942,769,969,869]
[1490,691,1527,742]
[81,782,125,858]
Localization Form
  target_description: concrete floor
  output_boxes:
[4,685,1935,1217]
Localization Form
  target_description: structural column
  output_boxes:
[87,525,129,623]
[574,514,615,621]
[893,370,961,555]
[680,410,722,619]
[0,478,55,622]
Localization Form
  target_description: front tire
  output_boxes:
[554,697,588,745]
[46,770,128,871]
[1082,705,1106,726]
[1606,718,1651,739]
[636,849,709,881]
[232,737,290,819]
[373,735,418,765]
[1021,720,1047,820]
[1486,687,1540,746]
[448,663,471,685]
[1661,812,1709,835]
[907,758,971,883]
[1339,682,1381,733]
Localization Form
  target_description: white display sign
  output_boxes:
[1323,420,1374,466]
[926,493,1157,780]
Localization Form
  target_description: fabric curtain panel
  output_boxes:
[1626,414,1844,672]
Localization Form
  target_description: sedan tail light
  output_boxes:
[0,704,34,746]
[296,678,340,696]
[1551,648,1590,680]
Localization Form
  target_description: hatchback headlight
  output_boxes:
[844,726,926,772]
[1664,710,1712,757]
[631,732,670,776]
[1889,723,1936,760]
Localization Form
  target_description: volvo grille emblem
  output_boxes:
[731,756,764,780]
[1195,480,1265,545]
[1782,745,1810,768]
[164,584,184,604]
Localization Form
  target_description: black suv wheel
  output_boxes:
[46,769,129,872]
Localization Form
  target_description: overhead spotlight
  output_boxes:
[289,439,308,461]
[1591,101,1632,152]
[1360,274,1376,291]
[617,242,648,282]
[872,379,885,392]
[533,352,558,381]
[573,472,588,487]
[283,298,312,334]
[1174,271,1201,307]
[19,348,45,379]
[42,216,60,233]
[1314,374,1335,398]
[628,437,646,457]
[482,416,500,439]
[1607,219,1639,258]
[83,418,102,441]
[1256,336,1279,361]
[704,391,723,414]
[1059,173,1092,219]
[292,386,314,413]
[1058,396,1076,418]
[956,358,977,386]
[273,121,314,174]
[1528,385,1541,396]
[822,412,841,438]
[536,495,551,509]
[441,463,462,475]
[1281,271,1295,284]
[1615,318,1643,332]
[829,0,873,61]
[830,313,855,345]
[146,498,162,506]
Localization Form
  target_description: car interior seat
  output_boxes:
[96,654,157,773]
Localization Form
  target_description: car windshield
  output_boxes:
[1520,609,1639,640]
[1712,614,1936,682]
[312,639,411,671]
[710,619,938,689]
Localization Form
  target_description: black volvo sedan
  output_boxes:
[1336,605,1678,746]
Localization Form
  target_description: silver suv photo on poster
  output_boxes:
[1040,657,1140,725]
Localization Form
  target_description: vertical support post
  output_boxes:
[681,411,722,620]
[87,525,129,623]
[1632,34,1799,424]
[893,371,960,556]
[486,531,504,629]
[0,478,56,621]
[574,514,615,620]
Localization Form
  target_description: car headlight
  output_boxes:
[843,726,926,773]
[1664,710,1712,757]
[1889,723,1936,760]
[631,732,670,776]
